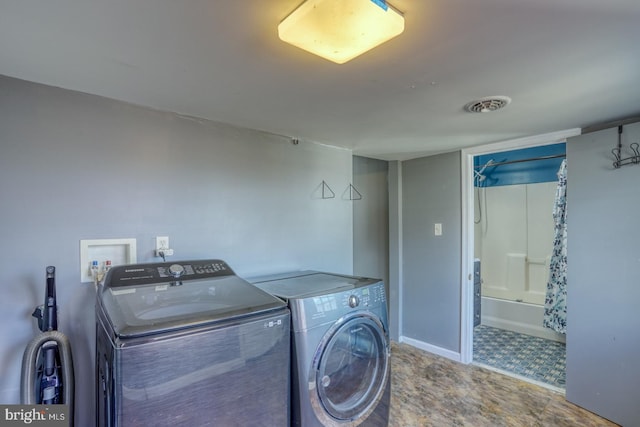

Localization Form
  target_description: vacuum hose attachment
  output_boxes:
[21,330,75,426]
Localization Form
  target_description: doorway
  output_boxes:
[459,129,579,388]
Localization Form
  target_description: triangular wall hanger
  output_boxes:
[321,180,335,199]
[344,183,363,201]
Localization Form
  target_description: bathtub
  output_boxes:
[480,296,565,343]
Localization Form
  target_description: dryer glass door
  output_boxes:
[313,314,389,422]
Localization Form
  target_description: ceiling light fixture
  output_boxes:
[278,0,405,64]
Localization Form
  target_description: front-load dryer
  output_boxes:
[96,259,290,427]
[250,271,390,427]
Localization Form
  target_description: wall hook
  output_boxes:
[612,125,640,168]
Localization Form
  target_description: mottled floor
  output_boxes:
[389,341,618,427]
[473,325,566,389]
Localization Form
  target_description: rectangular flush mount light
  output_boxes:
[278,0,405,64]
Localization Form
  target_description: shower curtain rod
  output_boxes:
[475,153,565,169]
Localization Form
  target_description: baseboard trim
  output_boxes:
[399,336,462,363]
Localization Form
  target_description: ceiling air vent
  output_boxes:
[465,96,511,113]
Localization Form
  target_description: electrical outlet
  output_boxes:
[156,236,169,251]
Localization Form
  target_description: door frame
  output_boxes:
[459,128,580,364]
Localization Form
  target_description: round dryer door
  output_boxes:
[309,312,389,425]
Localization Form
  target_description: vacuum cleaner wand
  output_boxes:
[31,266,58,332]
[44,266,58,332]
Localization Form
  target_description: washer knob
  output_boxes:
[348,294,359,308]
[168,264,185,278]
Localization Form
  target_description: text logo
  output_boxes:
[0,406,68,427]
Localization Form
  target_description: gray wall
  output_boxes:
[353,156,389,294]
[566,123,640,426]
[401,152,462,352]
[0,76,354,425]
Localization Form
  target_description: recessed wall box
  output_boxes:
[80,238,137,283]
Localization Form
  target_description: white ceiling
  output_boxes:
[1,0,639,160]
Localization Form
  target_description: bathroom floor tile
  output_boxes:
[473,325,566,389]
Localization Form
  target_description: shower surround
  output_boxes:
[475,181,564,342]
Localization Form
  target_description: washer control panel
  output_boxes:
[103,259,234,288]
[341,284,386,310]
[306,282,386,323]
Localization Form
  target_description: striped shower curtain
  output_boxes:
[543,159,567,334]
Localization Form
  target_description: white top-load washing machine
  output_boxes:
[96,259,290,427]
[250,271,390,427]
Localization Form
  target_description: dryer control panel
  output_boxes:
[342,284,386,309]
[103,259,234,288]
[300,282,386,329]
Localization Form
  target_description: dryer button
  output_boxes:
[348,295,359,308]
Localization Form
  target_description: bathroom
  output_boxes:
[473,142,567,389]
